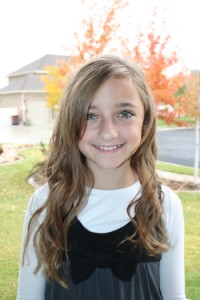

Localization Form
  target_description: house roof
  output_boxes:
[9,54,69,77]
[0,74,45,93]
[0,54,69,94]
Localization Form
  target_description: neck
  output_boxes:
[92,167,138,190]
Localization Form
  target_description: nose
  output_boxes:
[99,118,118,140]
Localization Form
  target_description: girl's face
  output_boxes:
[78,77,145,179]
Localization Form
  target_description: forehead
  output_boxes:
[90,77,142,106]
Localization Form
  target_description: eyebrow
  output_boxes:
[116,103,138,109]
[89,102,139,110]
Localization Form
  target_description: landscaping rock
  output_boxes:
[0,143,34,164]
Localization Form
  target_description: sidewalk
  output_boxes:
[157,170,200,184]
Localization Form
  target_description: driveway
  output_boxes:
[0,124,54,144]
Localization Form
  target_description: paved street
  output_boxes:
[0,125,199,168]
[157,128,200,168]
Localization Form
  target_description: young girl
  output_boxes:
[17,55,186,300]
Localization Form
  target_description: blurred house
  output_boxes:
[0,54,68,126]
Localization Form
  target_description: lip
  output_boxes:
[93,144,123,152]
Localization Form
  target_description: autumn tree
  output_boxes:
[123,12,185,124]
[42,4,187,127]
[175,70,200,118]
[41,60,71,109]
[41,0,127,109]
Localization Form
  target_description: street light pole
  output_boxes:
[193,97,200,185]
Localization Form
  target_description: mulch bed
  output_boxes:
[160,178,200,191]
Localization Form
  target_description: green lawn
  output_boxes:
[0,147,199,299]
[180,192,200,299]
[156,160,200,177]
[157,116,196,127]
[0,147,44,300]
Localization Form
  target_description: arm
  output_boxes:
[160,186,186,300]
[16,185,49,300]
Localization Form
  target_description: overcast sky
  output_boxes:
[0,0,200,88]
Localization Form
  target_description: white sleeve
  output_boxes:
[160,185,186,300]
[16,184,49,300]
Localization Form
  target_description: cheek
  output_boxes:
[79,128,91,143]
[78,128,92,152]
[125,122,143,138]
[78,139,86,157]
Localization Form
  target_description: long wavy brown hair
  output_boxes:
[23,55,168,287]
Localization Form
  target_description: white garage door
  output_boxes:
[28,99,52,125]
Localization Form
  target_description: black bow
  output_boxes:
[68,241,139,284]
[68,241,161,284]
[67,219,161,284]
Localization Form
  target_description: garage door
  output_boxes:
[28,99,52,125]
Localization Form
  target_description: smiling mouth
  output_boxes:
[94,144,123,151]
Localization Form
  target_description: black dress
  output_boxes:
[45,218,163,300]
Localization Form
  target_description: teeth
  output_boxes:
[97,145,121,151]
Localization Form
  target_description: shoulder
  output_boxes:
[161,184,182,210]
[32,182,49,201]
[160,184,184,233]
[27,183,49,221]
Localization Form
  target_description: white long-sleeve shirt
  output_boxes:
[16,181,186,300]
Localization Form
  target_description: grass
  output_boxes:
[179,192,200,299]
[157,116,196,127]
[0,147,199,299]
[156,160,200,177]
[0,147,44,300]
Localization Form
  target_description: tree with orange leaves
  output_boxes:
[124,13,185,124]
[125,14,199,183]
[72,0,126,63]
[175,71,200,119]
[42,4,187,126]
[41,0,127,109]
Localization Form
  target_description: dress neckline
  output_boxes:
[75,217,133,237]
